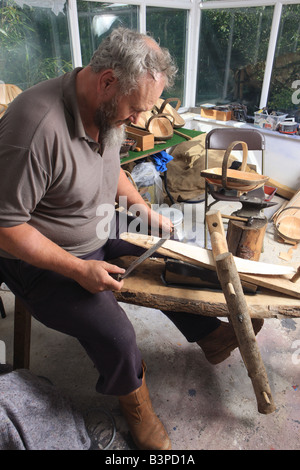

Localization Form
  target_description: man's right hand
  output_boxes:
[74,259,125,293]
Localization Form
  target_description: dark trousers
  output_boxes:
[0,213,220,396]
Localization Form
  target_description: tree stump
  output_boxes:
[227,218,267,261]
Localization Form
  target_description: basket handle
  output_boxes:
[146,113,175,130]
[222,140,248,189]
[158,97,181,112]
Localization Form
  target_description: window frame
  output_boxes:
[67,0,199,109]
[66,0,300,110]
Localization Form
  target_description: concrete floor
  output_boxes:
[0,196,300,450]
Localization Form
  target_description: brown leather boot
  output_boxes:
[118,362,171,450]
[197,319,264,365]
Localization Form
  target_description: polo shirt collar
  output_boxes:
[62,68,100,151]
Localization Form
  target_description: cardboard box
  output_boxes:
[126,126,154,151]
[200,104,232,121]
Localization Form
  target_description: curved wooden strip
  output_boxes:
[120,232,295,275]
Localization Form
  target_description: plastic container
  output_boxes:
[131,162,163,204]
[154,206,183,240]
[254,111,288,130]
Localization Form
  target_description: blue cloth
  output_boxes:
[151,150,173,172]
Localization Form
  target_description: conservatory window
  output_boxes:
[0,0,72,90]
[146,6,188,104]
[1,0,300,119]
[76,1,138,67]
[196,5,274,115]
[267,3,300,118]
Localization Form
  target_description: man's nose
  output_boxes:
[129,112,142,125]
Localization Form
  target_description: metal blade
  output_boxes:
[118,236,169,280]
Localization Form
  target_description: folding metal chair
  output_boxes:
[204,128,265,247]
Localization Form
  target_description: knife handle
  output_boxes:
[110,273,123,282]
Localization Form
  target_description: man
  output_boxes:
[0,28,262,450]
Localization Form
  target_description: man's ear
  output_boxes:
[97,69,117,95]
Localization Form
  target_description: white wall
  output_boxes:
[182,113,300,190]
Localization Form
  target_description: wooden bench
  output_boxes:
[10,255,300,370]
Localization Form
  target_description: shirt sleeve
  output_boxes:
[0,143,49,227]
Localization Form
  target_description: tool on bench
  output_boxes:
[114,231,173,281]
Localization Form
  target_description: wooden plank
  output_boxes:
[120,233,294,275]
[112,256,300,319]
[119,232,300,299]
[268,178,296,200]
[238,272,300,299]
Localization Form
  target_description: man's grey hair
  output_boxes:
[89,27,177,94]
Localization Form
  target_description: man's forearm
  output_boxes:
[116,167,152,219]
[116,167,173,233]
[0,223,85,278]
[0,223,125,293]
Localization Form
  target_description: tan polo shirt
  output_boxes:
[0,68,121,258]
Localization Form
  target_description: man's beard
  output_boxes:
[94,97,126,150]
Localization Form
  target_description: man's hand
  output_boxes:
[74,260,125,293]
[116,168,174,237]
[150,209,174,236]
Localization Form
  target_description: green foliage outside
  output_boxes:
[0,0,72,90]
[0,0,299,117]
[196,5,300,117]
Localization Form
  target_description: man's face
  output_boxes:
[114,73,166,127]
[94,73,166,145]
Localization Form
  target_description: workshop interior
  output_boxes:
[0,0,300,451]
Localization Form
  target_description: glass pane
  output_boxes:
[268,4,300,119]
[77,1,138,67]
[196,6,273,114]
[146,7,187,105]
[0,0,72,91]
